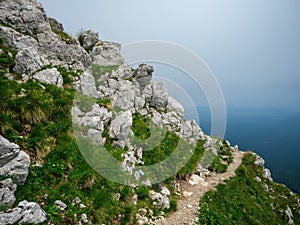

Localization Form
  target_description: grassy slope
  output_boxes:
[199,153,300,225]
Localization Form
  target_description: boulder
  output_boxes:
[109,110,132,148]
[111,64,133,80]
[0,0,51,35]
[14,47,44,75]
[33,68,63,87]
[145,82,168,110]
[149,190,170,209]
[48,17,64,33]
[0,179,17,207]
[133,64,153,91]
[113,80,136,110]
[80,30,99,50]
[0,151,30,184]
[166,96,184,117]
[0,200,46,224]
[0,136,20,167]
[263,168,273,181]
[91,42,124,66]
[80,71,99,98]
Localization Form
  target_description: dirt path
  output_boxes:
[155,151,245,225]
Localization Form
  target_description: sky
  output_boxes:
[39,0,300,111]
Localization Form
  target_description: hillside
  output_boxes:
[0,0,299,224]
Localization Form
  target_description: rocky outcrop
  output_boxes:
[91,42,124,66]
[80,30,99,50]
[149,190,170,210]
[254,153,273,181]
[0,136,30,184]
[0,200,46,224]
[0,179,17,207]
[33,68,63,87]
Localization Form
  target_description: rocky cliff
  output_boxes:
[0,0,299,224]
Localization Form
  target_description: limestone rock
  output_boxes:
[143,82,168,110]
[33,68,63,87]
[48,17,64,33]
[263,168,273,181]
[14,47,44,75]
[166,96,184,117]
[149,190,170,209]
[80,71,99,98]
[0,200,46,224]
[113,80,136,110]
[285,206,294,225]
[55,200,67,211]
[0,151,30,184]
[189,174,205,185]
[0,136,20,167]
[85,104,112,125]
[0,179,17,207]
[111,64,133,80]
[91,42,124,66]
[80,30,99,50]
[254,154,265,167]
[0,0,51,35]
[133,64,153,91]
[109,110,132,148]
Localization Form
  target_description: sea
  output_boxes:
[195,106,300,194]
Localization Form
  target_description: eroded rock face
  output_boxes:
[0,151,30,185]
[149,190,170,209]
[80,30,99,50]
[48,17,64,33]
[0,135,20,167]
[0,0,51,35]
[0,179,17,207]
[33,68,63,87]
[133,64,153,91]
[91,42,124,66]
[0,200,47,224]
[80,71,99,98]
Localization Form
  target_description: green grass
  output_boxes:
[198,153,300,225]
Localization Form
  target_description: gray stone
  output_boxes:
[285,206,294,225]
[91,42,124,66]
[0,0,51,35]
[80,30,99,50]
[0,151,30,184]
[166,97,184,117]
[81,213,88,223]
[49,17,64,33]
[85,104,112,125]
[54,200,67,211]
[109,110,132,148]
[86,129,105,145]
[0,26,39,52]
[263,168,273,181]
[149,190,170,210]
[80,71,99,98]
[111,64,133,80]
[133,64,153,91]
[0,179,17,207]
[0,200,46,224]
[149,82,168,110]
[14,47,44,75]
[33,68,63,87]
[254,154,265,167]
[0,136,20,167]
[113,80,136,110]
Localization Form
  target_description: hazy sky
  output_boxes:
[39,0,300,111]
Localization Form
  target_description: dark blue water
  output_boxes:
[197,106,300,193]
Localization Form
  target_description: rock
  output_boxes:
[183,191,193,197]
[149,190,170,210]
[263,168,273,181]
[0,178,17,207]
[14,47,44,75]
[80,71,99,98]
[33,68,63,87]
[285,206,294,225]
[80,30,99,50]
[151,82,168,109]
[0,0,51,35]
[37,31,91,70]
[85,104,112,125]
[55,200,67,211]
[166,97,184,117]
[0,151,30,184]
[0,26,39,52]
[255,176,262,183]
[254,154,265,167]
[111,64,133,80]
[49,17,64,33]
[86,129,105,145]
[0,200,46,224]
[91,42,124,66]
[81,213,88,223]
[133,64,153,91]
[162,111,182,131]
[109,110,132,148]
[72,197,81,206]
[160,187,170,196]
[113,80,136,110]
[189,174,205,185]
[186,204,193,209]
[0,135,20,167]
